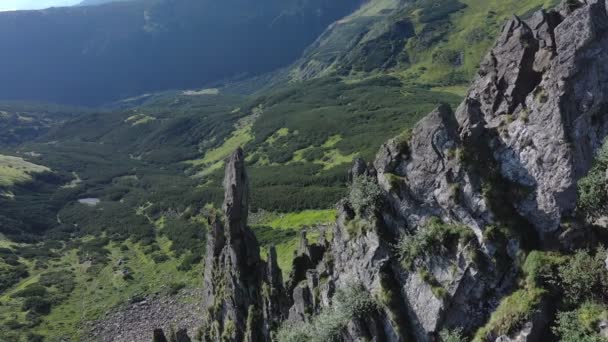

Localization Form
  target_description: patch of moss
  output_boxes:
[221,319,236,341]
[345,217,376,236]
[448,182,461,202]
[385,172,407,190]
[473,286,546,341]
[419,268,448,300]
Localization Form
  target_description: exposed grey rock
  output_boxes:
[286,230,327,297]
[262,246,288,336]
[175,328,192,342]
[153,329,168,342]
[375,103,491,241]
[342,313,388,341]
[88,289,204,342]
[600,319,608,338]
[199,148,291,342]
[458,0,608,235]
[349,157,369,181]
[288,283,313,322]
[200,148,266,341]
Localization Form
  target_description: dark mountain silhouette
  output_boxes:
[0,0,360,105]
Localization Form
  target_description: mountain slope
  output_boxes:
[78,0,130,5]
[0,0,361,105]
[158,2,608,342]
[286,0,561,90]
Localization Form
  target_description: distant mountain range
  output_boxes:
[78,0,130,6]
[0,0,360,105]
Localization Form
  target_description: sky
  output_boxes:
[0,0,80,11]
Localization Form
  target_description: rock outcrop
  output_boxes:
[269,1,608,340]
[199,148,287,341]
[459,0,608,236]
[156,1,608,341]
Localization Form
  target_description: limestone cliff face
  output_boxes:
[160,1,608,341]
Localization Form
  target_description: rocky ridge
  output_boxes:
[150,1,608,341]
[197,148,288,341]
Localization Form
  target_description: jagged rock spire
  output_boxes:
[201,149,287,342]
[201,148,262,341]
[223,147,249,239]
[266,246,284,291]
[262,246,289,337]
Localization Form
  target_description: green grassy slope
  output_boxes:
[0,155,50,188]
[400,0,561,86]
[0,102,86,147]
[0,234,203,341]
[289,0,560,93]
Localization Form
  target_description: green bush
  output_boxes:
[522,251,566,289]
[414,0,467,23]
[276,284,378,342]
[558,249,608,305]
[167,282,186,296]
[578,139,608,218]
[26,333,44,342]
[4,319,24,330]
[432,49,462,66]
[252,225,297,247]
[302,148,325,162]
[419,268,447,299]
[152,254,170,264]
[12,284,48,299]
[0,264,29,294]
[553,302,608,342]
[76,238,110,265]
[22,296,52,315]
[251,185,346,212]
[177,252,203,272]
[162,217,206,257]
[222,320,237,341]
[59,201,155,242]
[39,270,76,294]
[440,328,468,342]
[345,217,377,236]
[349,175,383,217]
[397,217,475,269]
